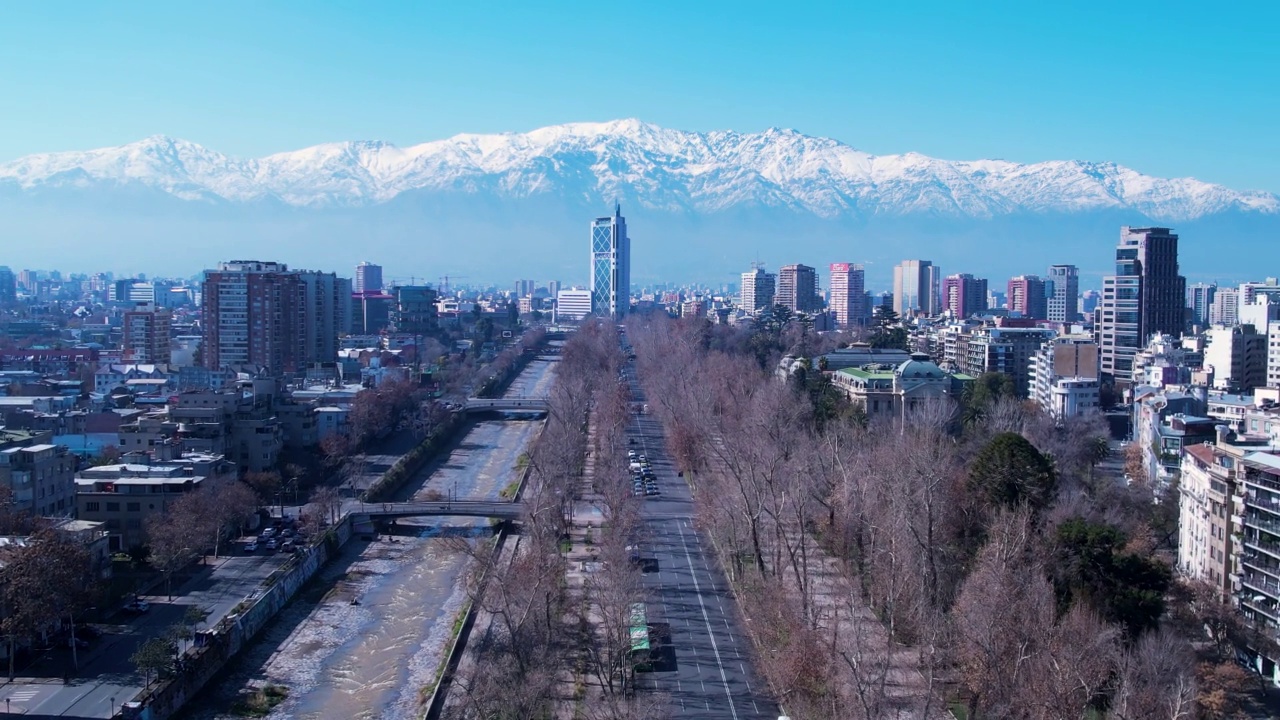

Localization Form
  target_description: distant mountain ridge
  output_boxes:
[2,119,1277,285]
[2,119,1275,221]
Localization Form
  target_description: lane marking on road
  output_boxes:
[676,520,740,720]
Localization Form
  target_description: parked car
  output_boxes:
[245,541,259,553]
[74,625,102,641]
[260,527,276,538]
[123,600,151,614]
[265,539,279,552]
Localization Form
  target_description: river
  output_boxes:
[184,354,558,720]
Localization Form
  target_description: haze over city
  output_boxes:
[3,3,1280,720]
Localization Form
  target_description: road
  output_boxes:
[3,551,289,719]
[622,359,777,718]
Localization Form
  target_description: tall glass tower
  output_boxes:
[590,204,630,318]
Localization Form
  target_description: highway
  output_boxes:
[622,358,777,719]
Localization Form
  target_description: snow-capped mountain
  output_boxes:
[3,119,1275,221]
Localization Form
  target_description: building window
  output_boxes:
[85,501,101,512]
[106,502,120,512]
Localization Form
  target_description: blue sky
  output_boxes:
[2,1,1277,191]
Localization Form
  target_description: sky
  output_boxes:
[0,1,1278,192]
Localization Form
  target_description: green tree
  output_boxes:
[968,432,1057,513]
[961,372,1017,425]
[1053,517,1172,639]
[130,636,176,687]
[868,305,908,350]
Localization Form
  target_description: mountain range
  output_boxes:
[1,119,1275,288]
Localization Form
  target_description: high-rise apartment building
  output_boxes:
[1046,265,1080,323]
[590,205,631,318]
[778,264,820,313]
[1097,227,1187,384]
[1187,283,1217,327]
[828,263,865,327]
[1007,275,1048,320]
[300,271,352,364]
[1210,291,1240,326]
[202,261,306,374]
[941,273,988,318]
[893,260,940,317]
[354,262,383,294]
[557,289,593,321]
[122,303,172,365]
[1029,335,1100,419]
[740,265,777,314]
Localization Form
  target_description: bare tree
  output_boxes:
[1110,627,1197,720]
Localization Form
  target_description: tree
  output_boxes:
[309,486,343,526]
[1053,517,1172,639]
[243,470,282,505]
[146,500,204,600]
[1110,628,1196,719]
[209,482,258,557]
[130,636,176,687]
[868,306,908,350]
[968,432,1057,513]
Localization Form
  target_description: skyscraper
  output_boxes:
[740,265,776,314]
[778,264,820,313]
[298,271,351,364]
[0,267,14,303]
[1186,282,1217,327]
[828,263,866,326]
[942,273,988,318]
[893,260,940,317]
[1098,227,1187,384]
[354,262,383,294]
[1047,265,1080,323]
[1007,275,1048,320]
[590,204,630,318]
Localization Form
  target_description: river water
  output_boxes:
[185,355,557,720]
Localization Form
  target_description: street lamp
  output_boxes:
[110,696,116,716]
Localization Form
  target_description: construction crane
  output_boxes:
[439,274,468,294]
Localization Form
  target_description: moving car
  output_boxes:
[245,540,259,553]
[265,539,279,551]
[123,599,151,614]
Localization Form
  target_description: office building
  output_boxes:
[828,263,865,327]
[941,273,988,318]
[122,303,172,365]
[740,265,776,314]
[590,204,631,318]
[557,289,593,321]
[391,285,439,334]
[893,260,940,317]
[1187,283,1217,327]
[354,262,383,294]
[0,266,15,303]
[1046,265,1080,323]
[1097,227,1186,384]
[352,292,393,334]
[1007,275,1048,320]
[778,264,820,313]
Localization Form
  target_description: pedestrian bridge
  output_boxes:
[353,500,525,522]
[462,397,550,414]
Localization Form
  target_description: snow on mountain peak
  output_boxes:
[0,121,1275,220]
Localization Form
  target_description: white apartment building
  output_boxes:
[1029,335,1100,418]
[1179,443,1237,600]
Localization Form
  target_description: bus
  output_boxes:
[629,602,650,670]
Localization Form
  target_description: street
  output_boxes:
[622,360,777,718]
[1,550,289,719]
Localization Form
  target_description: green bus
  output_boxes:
[629,602,651,670]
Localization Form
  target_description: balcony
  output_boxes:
[1246,512,1280,537]
[1243,550,1280,577]
[1241,572,1280,598]
[1243,534,1280,561]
